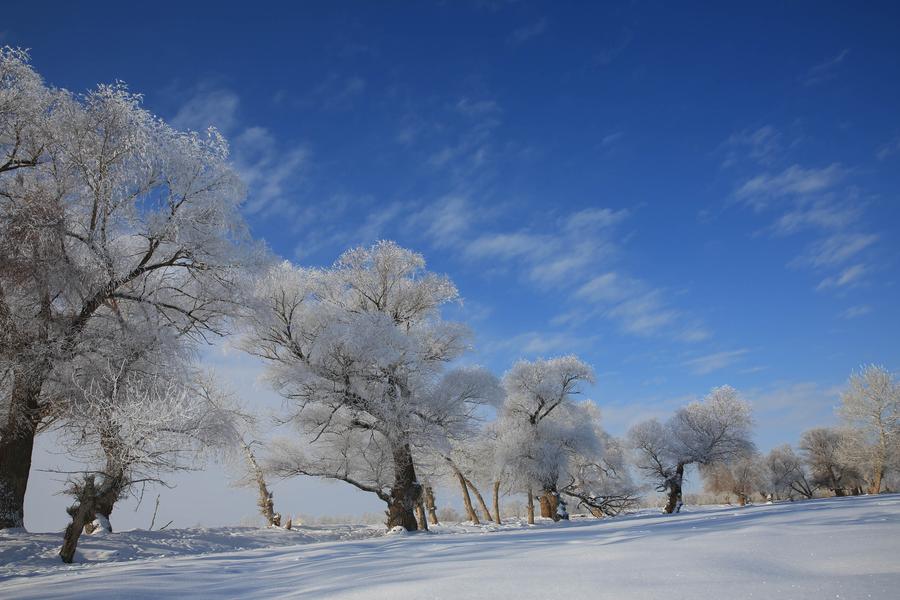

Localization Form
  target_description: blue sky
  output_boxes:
[7,1,900,527]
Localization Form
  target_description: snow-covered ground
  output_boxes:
[2,494,898,599]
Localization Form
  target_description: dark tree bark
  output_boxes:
[424,485,439,525]
[663,462,685,514]
[386,442,419,531]
[60,477,98,564]
[0,373,44,529]
[526,488,535,525]
[492,481,501,525]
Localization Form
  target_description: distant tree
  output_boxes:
[496,356,596,521]
[838,365,900,494]
[703,454,766,506]
[243,242,497,530]
[766,444,814,500]
[799,427,861,496]
[629,386,755,513]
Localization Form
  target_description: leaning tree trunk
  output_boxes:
[663,462,685,514]
[466,478,494,523]
[0,372,45,530]
[454,470,479,524]
[60,477,98,564]
[386,442,420,531]
[424,485,439,525]
[242,441,278,526]
[526,488,535,525]
[492,481,501,525]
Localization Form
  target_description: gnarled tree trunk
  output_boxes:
[415,496,429,531]
[386,442,419,531]
[60,476,98,564]
[539,486,568,521]
[663,462,685,514]
[0,372,45,529]
[424,485,439,525]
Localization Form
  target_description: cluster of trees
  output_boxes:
[2,49,898,564]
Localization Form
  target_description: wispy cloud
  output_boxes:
[876,135,900,160]
[507,18,547,45]
[731,161,878,294]
[816,263,868,291]
[684,349,749,375]
[840,304,872,319]
[721,125,781,168]
[172,84,311,230]
[735,164,846,206]
[802,49,849,86]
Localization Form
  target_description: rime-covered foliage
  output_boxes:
[799,427,863,496]
[766,444,814,500]
[492,357,633,520]
[243,242,498,530]
[629,386,755,513]
[0,47,258,529]
[702,454,766,505]
[838,365,900,494]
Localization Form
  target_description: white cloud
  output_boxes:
[802,49,849,86]
[721,125,781,168]
[171,88,240,133]
[793,232,878,268]
[684,349,749,375]
[816,263,868,291]
[735,164,845,205]
[840,305,872,319]
[507,18,548,45]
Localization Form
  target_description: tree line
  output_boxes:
[2,48,898,564]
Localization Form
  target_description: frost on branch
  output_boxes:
[243,241,495,530]
[0,46,260,529]
[629,386,755,514]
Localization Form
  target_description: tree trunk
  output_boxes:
[0,372,44,529]
[386,442,419,531]
[492,481,501,525]
[466,478,493,523]
[60,477,98,564]
[869,466,884,495]
[663,462,685,514]
[415,497,429,531]
[243,442,277,526]
[526,488,535,525]
[455,470,479,524]
[539,487,568,522]
[424,486,439,525]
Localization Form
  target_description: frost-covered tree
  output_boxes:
[838,365,900,494]
[496,356,596,521]
[243,242,497,530]
[628,386,755,513]
[766,444,814,500]
[58,363,238,563]
[0,49,257,529]
[799,427,861,497]
[702,454,766,506]
[558,421,639,517]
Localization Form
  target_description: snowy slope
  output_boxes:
[2,495,898,599]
